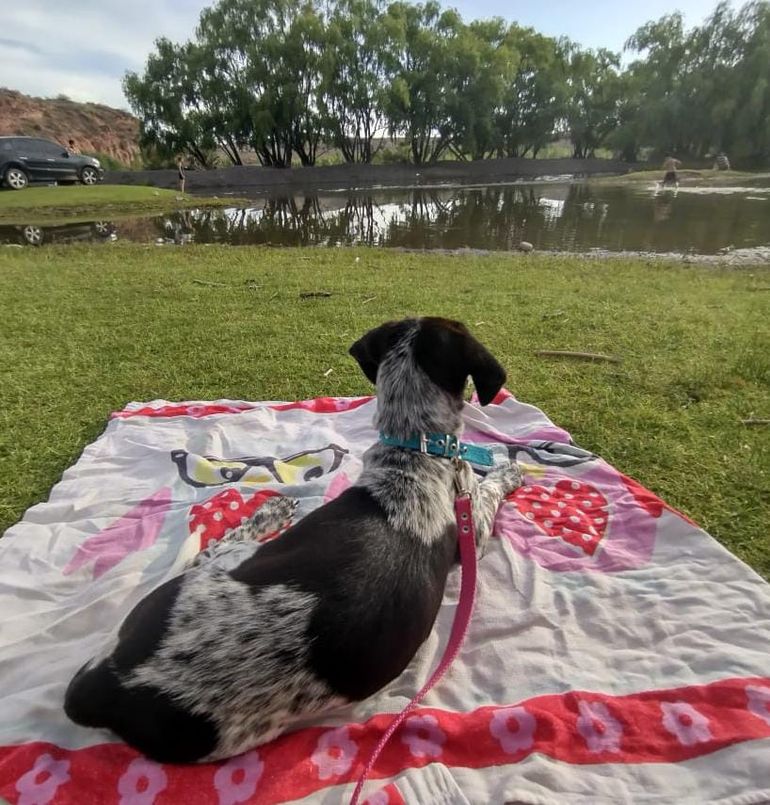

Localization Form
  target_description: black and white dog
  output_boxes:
[64,317,522,763]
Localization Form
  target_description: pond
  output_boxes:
[2,180,769,254]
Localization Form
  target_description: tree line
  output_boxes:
[123,0,770,168]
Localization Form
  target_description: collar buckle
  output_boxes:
[444,434,459,458]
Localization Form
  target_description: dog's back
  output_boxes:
[232,484,458,698]
[66,483,457,761]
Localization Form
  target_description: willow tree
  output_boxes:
[319,0,390,163]
[197,0,325,167]
[123,39,217,166]
[495,27,568,158]
[564,46,623,159]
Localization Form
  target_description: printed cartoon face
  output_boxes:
[171,444,349,488]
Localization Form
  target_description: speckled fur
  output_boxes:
[65,317,521,762]
[125,572,342,760]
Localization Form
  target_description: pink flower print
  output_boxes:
[661,702,713,746]
[363,789,389,805]
[311,726,358,780]
[400,714,446,759]
[117,758,168,805]
[363,784,405,805]
[576,701,623,753]
[489,706,536,754]
[15,753,70,805]
[214,751,264,805]
[746,685,770,726]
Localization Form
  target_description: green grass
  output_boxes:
[0,185,240,223]
[0,246,768,577]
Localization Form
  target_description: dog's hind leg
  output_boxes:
[470,462,522,556]
[190,496,299,569]
[232,495,299,543]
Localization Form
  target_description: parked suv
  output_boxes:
[0,136,103,190]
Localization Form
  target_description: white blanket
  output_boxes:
[1,391,769,804]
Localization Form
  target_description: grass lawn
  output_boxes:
[0,245,768,577]
[0,185,239,223]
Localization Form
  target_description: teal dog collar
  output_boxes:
[379,431,494,467]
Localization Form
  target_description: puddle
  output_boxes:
[2,181,769,255]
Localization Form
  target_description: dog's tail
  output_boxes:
[64,658,220,763]
[64,659,118,729]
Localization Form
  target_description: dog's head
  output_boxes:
[349,317,505,406]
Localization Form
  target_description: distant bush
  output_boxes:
[85,152,125,171]
[375,142,412,164]
[314,149,345,167]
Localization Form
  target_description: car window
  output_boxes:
[13,139,42,155]
[35,140,65,157]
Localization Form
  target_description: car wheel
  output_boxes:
[22,225,43,246]
[80,167,100,186]
[5,167,29,190]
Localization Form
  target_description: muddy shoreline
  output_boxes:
[105,157,640,193]
[390,245,770,268]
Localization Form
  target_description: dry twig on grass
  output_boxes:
[192,279,229,287]
[535,350,621,364]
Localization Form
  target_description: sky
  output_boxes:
[1,0,720,111]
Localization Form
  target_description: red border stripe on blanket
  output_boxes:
[110,396,375,420]
[2,677,769,804]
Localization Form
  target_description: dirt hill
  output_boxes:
[0,88,139,167]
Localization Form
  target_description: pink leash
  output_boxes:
[349,491,478,804]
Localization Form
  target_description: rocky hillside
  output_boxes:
[0,88,140,166]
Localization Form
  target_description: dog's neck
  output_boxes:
[373,328,464,440]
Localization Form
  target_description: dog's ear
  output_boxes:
[414,318,506,405]
[349,320,413,385]
[467,337,507,405]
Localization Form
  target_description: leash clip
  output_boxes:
[452,456,470,497]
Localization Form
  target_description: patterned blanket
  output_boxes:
[1,391,769,804]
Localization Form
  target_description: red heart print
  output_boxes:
[509,479,609,556]
[189,488,282,549]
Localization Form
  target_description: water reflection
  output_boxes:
[159,185,582,249]
[3,182,768,253]
[0,220,117,247]
[163,183,769,254]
